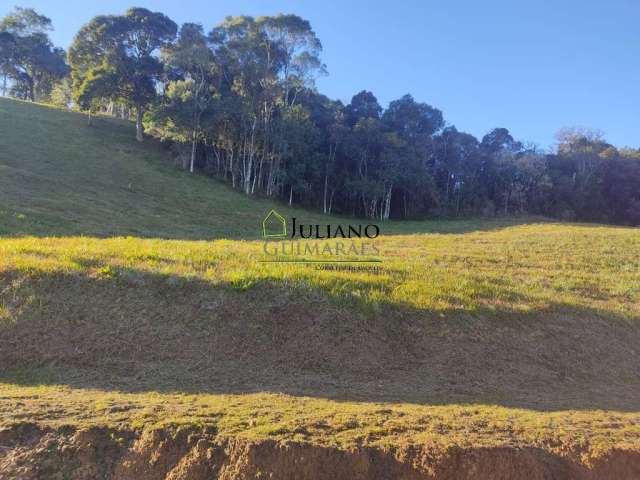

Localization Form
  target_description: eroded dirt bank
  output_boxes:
[1,424,639,480]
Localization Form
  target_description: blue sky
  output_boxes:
[3,0,639,149]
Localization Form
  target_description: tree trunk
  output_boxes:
[190,131,197,173]
[504,188,510,215]
[383,184,393,220]
[87,111,93,127]
[445,171,451,208]
[252,151,263,194]
[403,191,408,218]
[28,81,34,102]
[323,170,329,214]
[230,150,236,188]
[135,107,144,142]
[214,147,221,174]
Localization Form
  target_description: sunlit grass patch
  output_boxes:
[1,223,637,317]
[1,382,640,451]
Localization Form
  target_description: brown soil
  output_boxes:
[1,423,639,480]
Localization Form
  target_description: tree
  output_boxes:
[382,94,443,218]
[345,116,386,218]
[54,7,640,225]
[49,77,73,107]
[0,31,17,96]
[277,105,321,205]
[547,127,612,220]
[477,129,519,215]
[147,23,217,172]
[258,14,326,106]
[207,14,326,196]
[343,90,382,127]
[0,7,68,101]
[69,8,177,140]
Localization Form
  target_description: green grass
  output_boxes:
[0,97,525,239]
[2,384,640,453]
[1,98,640,455]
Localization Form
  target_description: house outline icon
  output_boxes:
[262,209,287,238]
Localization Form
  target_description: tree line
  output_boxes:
[1,7,639,224]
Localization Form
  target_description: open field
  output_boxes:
[1,99,640,478]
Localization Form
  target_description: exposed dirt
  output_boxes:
[1,423,639,480]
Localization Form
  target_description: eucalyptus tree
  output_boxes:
[0,31,16,96]
[258,14,326,106]
[147,23,217,172]
[53,7,640,225]
[208,14,326,196]
[343,90,382,127]
[208,16,273,194]
[319,101,348,215]
[479,128,523,214]
[0,7,68,101]
[432,127,482,214]
[381,94,443,218]
[290,90,345,213]
[69,7,177,140]
[345,116,387,218]
[340,91,391,218]
[546,128,612,220]
[277,104,322,205]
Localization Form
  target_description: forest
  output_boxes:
[1,6,639,224]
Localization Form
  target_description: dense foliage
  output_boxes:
[1,7,639,224]
[0,7,68,101]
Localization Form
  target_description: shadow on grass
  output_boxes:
[0,267,638,412]
[0,203,548,240]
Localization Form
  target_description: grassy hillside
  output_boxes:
[1,98,640,477]
[0,97,522,238]
[0,97,305,238]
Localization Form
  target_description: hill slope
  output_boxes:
[1,98,640,479]
[0,98,520,238]
[0,97,306,238]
